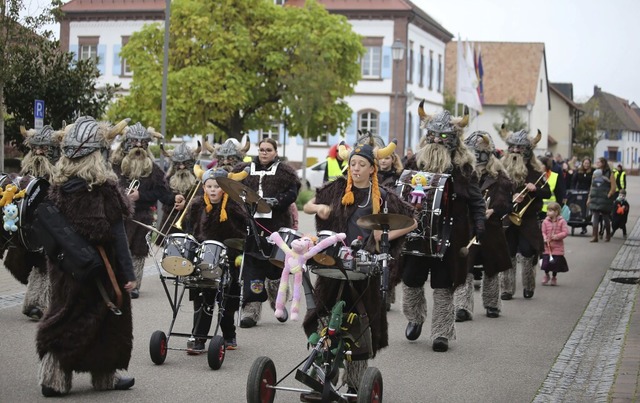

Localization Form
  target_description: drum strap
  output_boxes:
[96,246,123,316]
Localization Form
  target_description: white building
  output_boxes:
[59,0,452,166]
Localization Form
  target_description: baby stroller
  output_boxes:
[565,190,591,236]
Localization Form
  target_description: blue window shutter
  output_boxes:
[618,151,622,161]
[381,46,391,79]
[248,130,258,144]
[296,134,304,145]
[113,44,121,76]
[604,151,608,159]
[74,45,79,61]
[346,112,357,145]
[278,124,284,144]
[97,44,107,75]
[380,111,389,139]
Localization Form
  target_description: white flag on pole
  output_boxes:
[456,36,482,113]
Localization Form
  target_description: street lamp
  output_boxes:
[391,39,405,147]
[526,101,533,132]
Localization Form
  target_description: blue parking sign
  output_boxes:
[34,100,45,119]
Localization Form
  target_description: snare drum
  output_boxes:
[311,246,376,281]
[0,174,50,252]
[269,227,303,269]
[161,233,199,276]
[396,170,452,258]
[311,230,343,266]
[197,240,226,281]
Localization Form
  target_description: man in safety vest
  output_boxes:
[539,156,565,220]
[614,164,626,198]
[323,143,349,183]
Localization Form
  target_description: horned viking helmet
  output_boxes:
[500,125,542,160]
[62,116,129,159]
[418,100,469,152]
[464,131,495,166]
[20,125,64,162]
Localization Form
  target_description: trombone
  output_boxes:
[507,172,547,226]
[172,182,200,230]
[126,179,140,195]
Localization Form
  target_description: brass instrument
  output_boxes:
[172,182,200,230]
[126,179,140,195]
[508,173,547,226]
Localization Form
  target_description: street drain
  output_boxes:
[611,277,640,284]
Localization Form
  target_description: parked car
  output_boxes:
[296,160,327,190]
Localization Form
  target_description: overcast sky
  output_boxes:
[415,0,640,104]
[21,0,639,104]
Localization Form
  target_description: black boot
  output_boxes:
[405,322,423,341]
[432,337,449,352]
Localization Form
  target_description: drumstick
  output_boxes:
[131,219,168,238]
[459,236,478,258]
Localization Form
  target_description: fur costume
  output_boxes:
[302,177,412,358]
[36,179,134,375]
[268,231,346,321]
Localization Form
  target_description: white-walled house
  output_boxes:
[445,41,554,155]
[587,86,640,173]
[59,0,452,166]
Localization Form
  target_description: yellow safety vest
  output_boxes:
[326,157,346,181]
[541,171,558,212]
[614,170,626,191]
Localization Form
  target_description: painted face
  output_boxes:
[204,179,224,203]
[258,143,276,165]
[349,155,374,183]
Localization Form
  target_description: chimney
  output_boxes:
[594,85,601,95]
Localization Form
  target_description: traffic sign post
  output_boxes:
[34,100,45,130]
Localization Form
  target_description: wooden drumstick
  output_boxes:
[459,236,478,258]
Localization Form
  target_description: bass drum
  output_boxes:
[395,170,452,258]
[0,174,50,252]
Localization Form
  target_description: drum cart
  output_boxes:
[565,189,591,235]
[245,212,410,403]
[141,230,231,370]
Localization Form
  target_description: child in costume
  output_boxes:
[541,202,569,286]
[182,167,249,352]
[611,189,630,239]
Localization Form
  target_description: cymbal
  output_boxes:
[132,219,168,237]
[224,238,245,251]
[216,176,271,214]
[356,213,414,231]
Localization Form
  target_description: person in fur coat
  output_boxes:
[3,125,63,320]
[37,116,136,397]
[400,104,486,353]
[231,138,301,328]
[111,122,185,299]
[454,131,514,321]
[303,140,415,394]
[499,128,551,300]
[181,167,249,352]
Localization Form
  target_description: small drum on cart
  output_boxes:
[312,230,343,266]
[269,227,303,268]
[311,246,378,281]
[395,170,452,258]
[196,240,227,286]
[161,233,199,276]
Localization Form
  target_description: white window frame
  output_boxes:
[361,46,381,78]
[359,111,379,136]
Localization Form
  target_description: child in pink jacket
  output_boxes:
[541,202,570,286]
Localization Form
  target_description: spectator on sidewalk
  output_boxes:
[541,202,570,286]
[611,189,630,239]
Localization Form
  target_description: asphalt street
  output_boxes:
[0,176,638,402]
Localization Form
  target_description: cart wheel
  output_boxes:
[207,335,226,370]
[357,366,383,403]
[571,227,575,236]
[247,356,276,403]
[149,330,168,365]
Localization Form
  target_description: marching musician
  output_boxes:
[401,105,486,353]
[303,141,415,395]
[207,137,251,171]
[499,129,551,300]
[454,131,514,321]
[181,168,249,352]
[111,122,185,299]
[156,142,201,242]
[231,138,301,328]
[37,116,136,396]
[3,125,63,320]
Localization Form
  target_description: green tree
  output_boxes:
[493,98,527,133]
[443,91,456,114]
[573,115,598,160]
[110,0,363,141]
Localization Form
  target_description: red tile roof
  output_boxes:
[60,0,165,13]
